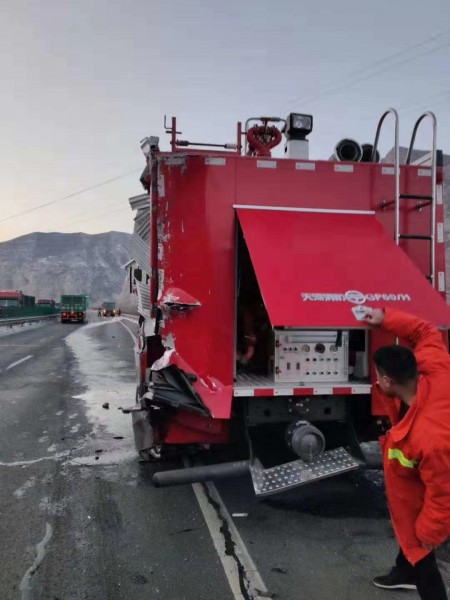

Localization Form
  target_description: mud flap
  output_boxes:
[250,447,360,497]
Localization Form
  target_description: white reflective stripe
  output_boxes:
[418,168,432,177]
[233,389,255,397]
[233,385,372,396]
[334,164,354,173]
[351,385,372,394]
[166,156,186,166]
[257,160,277,169]
[382,167,395,175]
[438,272,446,292]
[205,157,226,166]
[296,162,316,171]
[274,388,293,396]
[437,223,444,243]
[233,204,376,215]
[437,185,443,205]
[314,387,333,395]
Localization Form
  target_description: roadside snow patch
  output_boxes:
[65,320,136,464]
[0,320,50,338]
[13,476,37,499]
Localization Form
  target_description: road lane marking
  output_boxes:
[19,522,53,600]
[185,459,270,600]
[117,319,137,343]
[5,354,33,370]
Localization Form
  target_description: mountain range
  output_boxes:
[0,231,132,306]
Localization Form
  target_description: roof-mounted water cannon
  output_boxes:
[245,117,284,157]
[283,113,313,159]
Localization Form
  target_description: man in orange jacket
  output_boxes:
[362,307,450,599]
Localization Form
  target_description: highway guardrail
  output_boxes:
[0,314,59,328]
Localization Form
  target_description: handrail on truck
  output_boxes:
[372,109,400,245]
[406,112,437,287]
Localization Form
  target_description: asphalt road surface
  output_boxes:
[0,311,448,600]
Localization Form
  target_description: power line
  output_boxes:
[283,29,450,112]
[0,168,141,225]
[62,204,131,228]
[398,90,450,114]
[46,198,130,228]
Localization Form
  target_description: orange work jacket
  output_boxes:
[380,308,450,565]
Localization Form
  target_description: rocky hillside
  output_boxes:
[0,231,132,306]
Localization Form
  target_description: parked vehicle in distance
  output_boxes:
[102,302,116,317]
[0,291,58,319]
[37,298,56,308]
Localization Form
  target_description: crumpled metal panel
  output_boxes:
[129,193,150,211]
[150,365,210,415]
[136,280,151,318]
[132,410,154,451]
[250,447,360,496]
[130,233,150,275]
[135,209,150,242]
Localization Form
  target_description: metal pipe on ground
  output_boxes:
[153,460,250,488]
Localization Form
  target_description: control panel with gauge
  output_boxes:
[274,330,349,383]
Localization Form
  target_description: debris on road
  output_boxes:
[271,567,288,574]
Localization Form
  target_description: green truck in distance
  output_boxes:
[60,295,89,323]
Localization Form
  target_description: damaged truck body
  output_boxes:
[125,110,450,496]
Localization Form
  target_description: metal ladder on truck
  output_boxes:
[372,109,437,286]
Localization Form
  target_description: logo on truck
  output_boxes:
[301,290,411,304]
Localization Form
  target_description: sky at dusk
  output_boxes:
[1,0,450,242]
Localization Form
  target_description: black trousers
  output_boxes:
[396,548,448,600]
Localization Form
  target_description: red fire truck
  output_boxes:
[125,110,450,496]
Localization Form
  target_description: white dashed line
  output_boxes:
[6,355,33,371]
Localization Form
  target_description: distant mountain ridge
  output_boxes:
[0,231,132,305]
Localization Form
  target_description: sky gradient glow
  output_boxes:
[1,0,450,242]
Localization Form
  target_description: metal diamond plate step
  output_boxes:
[250,447,360,497]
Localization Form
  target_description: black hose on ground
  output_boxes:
[153,460,250,488]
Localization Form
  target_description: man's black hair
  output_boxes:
[373,345,418,385]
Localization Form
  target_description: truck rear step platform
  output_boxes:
[250,447,360,497]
